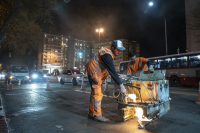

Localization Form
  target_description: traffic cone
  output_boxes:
[196,81,200,104]
[46,78,50,90]
[80,76,85,91]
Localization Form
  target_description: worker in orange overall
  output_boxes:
[127,52,154,76]
[85,40,126,122]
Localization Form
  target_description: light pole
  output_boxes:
[149,2,168,55]
[96,29,103,41]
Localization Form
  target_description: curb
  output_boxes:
[0,93,8,133]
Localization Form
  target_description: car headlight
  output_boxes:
[26,76,29,79]
[32,74,37,78]
[77,77,80,78]
[10,76,14,79]
[0,74,5,78]
[44,75,47,77]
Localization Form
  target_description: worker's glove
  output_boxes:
[120,84,126,95]
[148,65,154,72]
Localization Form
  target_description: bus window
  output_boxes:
[189,55,200,67]
[151,60,158,68]
[172,56,187,68]
[164,58,171,68]
[119,62,129,74]
[158,59,165,68]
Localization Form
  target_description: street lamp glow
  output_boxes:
[149,2,153,6]
[79,53,82,56]
[96,28,104,41]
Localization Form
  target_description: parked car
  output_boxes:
[7,65,29,83]
[1,70,7,75]
[30,71,46,82]
[58,70,88,86]
[0,71,6,81]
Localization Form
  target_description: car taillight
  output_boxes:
[74,72,76,74]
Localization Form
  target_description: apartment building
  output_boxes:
[42,34,67,74]
[64,38,92,71]
[93,39,140,72]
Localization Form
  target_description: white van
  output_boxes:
[7,65,29,82]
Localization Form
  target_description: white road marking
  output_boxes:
[5,90,71,95]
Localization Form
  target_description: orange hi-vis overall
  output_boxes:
[85,46,115,117]
[127,57,149,74]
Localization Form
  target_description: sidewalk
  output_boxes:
[0,93,8,133]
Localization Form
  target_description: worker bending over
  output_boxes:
[127,52,154,76]
[85,40,126,122]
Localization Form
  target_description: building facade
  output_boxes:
[185,0,200,52]
[93,39,140,72]
[64,38,92,71]
[41,34,67,74]
[40,34,92,73]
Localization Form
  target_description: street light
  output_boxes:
[149,2,153,6]
[148,2,168,55]
[96,28,103,41]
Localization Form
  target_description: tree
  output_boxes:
[0,0,56,53]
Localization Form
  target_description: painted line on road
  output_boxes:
[33,90,71,93]
[5,90,71,95]
[170,88,198,91]
[5,92,34,95]
[170,91,198,96]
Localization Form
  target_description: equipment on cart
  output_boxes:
[114,70,170,129]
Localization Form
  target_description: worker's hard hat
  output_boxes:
[111,40,125,50]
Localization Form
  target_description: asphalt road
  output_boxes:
[0,78,200,133]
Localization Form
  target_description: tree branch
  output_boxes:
[0,7,21,46]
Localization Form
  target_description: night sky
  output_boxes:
[44,0,186,58]
[0,0,187,70]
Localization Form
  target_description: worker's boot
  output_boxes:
[88,112,94,120]
[94,114,109,122]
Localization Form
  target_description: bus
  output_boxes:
[119,51,200,86]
